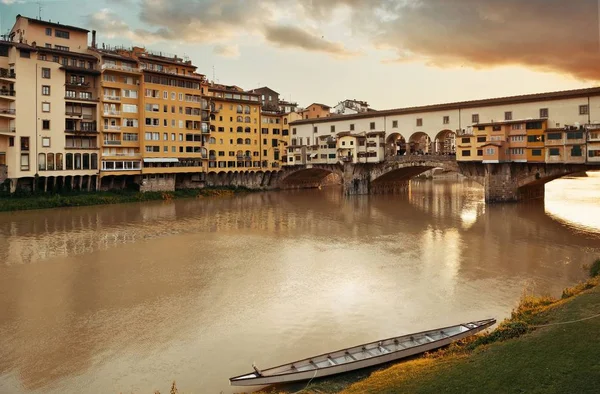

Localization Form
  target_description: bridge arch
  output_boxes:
[433,129,456,155]
[385,132,407,158]
[408,132,431,155]
[278,164,344,189]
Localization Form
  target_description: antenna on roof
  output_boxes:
[37,2,42,19]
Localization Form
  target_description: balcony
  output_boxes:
[0,68,15,79]
[65,95,98,102]
[0,89,16,98]
[103,110,121,117]
[65,122,97,133]
[104,95,121,101]
[103,140,122,146]
[209,155,216,160]
[0,108,15,116]
[103,125,122,131]
[0,127,16,135]
[66,81,91,89]
[101,64,141,73]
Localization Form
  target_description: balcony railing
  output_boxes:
[0,68,16,78]
[65,122,97,133]
[103,110,121,116]
[103,140,122,145]
[103,125,122,131]
[66,81,91,88]
[101,64,141,73]
[0,89,16,97]
[0,108,15,115]
[0,127,16,133]
[104,95,121,101]
[209,155,216,160]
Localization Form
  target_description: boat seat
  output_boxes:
[327,356,337,366]
[345,351,357,361]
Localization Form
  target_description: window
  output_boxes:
[42,68,51,78]
[55,45,69,51]
[510,135,525,142]
[571,146,583,157]
[370,122,375,130]
[532,149,542,156]
[511,124,523,130]
[20,154,29,170]
[350,124,355,131]
[163,133,168,141]
[179,93,183,101]
[41,85,51,96]
[485,148,495,155]
[45,27,52,36]
[527,135,544,143]
[443,116,450,124]
[313,126,318,133]
[462,150,471,157]
[42,120,50,130]
[549,148,560,156]
[547,132,562,140]
[477,136,486,142]
[392,120,398,128]
[461,137,470,143]
[55,30,70,39]
[42,102,50,112]
[526,121,543,129]
[477,149,483,156]
[171,92,176,100]
[566,131,584,139]
[20,50,30,58]
[292,127,297,135]
[331,125,335,133]
[579,105,589,115]
[123,104,138,113]
[416,118,423,127]
[504,111,512,121]
[510,148,524,155]
[9,137,14,147]
[472,114,479,123]
[42,137,51,147]
[492,125,501,131]
[540,108,549,118]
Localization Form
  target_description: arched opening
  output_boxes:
[408,132,431,155]
[385,133,407,157]
[434,129,456,155]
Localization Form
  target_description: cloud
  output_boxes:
[213,44,240,58]
[2,0,24,4]
[263,24,358,57]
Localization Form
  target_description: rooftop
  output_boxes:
[16,14,89,33]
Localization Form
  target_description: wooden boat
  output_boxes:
[230,318,495,386]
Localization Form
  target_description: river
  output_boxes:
[1,174,599,394]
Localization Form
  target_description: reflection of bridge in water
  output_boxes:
[272,154,598,203]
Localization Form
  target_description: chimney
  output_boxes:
[92,30,97,49]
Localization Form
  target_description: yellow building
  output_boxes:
[206,85,261,171]
[261,111,286,170]
[525,120,546,163]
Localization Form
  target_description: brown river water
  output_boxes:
[1,174,600,394]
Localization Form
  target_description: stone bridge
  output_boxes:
[207,156,596,203]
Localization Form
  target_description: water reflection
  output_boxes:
[0,177,598,394]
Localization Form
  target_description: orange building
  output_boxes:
[300,103,331,120]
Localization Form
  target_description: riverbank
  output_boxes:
[256,261,600,394]
[0,187,253,212]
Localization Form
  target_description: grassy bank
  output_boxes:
[0,186,251,212]
[257,260,600,394]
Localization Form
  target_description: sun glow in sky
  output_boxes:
[1,0,597,109]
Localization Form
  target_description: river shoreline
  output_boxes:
[255,260,600,394]
[0,186,256,213]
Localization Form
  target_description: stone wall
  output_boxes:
[139,176,176,192]
[0,165,7,185]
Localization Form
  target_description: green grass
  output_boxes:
[0,186,251,212]
[257,271,600,394]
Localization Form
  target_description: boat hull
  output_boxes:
[230,321,492,386]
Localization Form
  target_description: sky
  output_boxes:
[1,0,599,110]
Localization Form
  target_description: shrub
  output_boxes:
[590,258,600,278]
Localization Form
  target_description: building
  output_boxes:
[289,87,600,167]
[206,84,261,171]
[300,103,331,120]
[1,15,101,192]
[332,99,371,115]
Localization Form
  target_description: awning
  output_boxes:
[143,158,179,163]
[311,153,318,158]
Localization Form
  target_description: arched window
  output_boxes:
[82,153,90,170]
[47,153,54,171]
[201,123,209,133]
[245,150,251,156]
[284,118,288,125]
[244,105,250,114]
[209,137,216,144]
[74,153,82,170]
[236,150,243,157]
[236,126,243,133]
[56,153,63,170]
[236,105,243,114]
[245,138,251,145]
[65,153,73,170]
[91,153,98,170]
[236,116,243,122]
[236,138,243,144]
[244,116,250,123]
[38,153,46,171]
[210,114,215,121]
[245,127,251,133]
